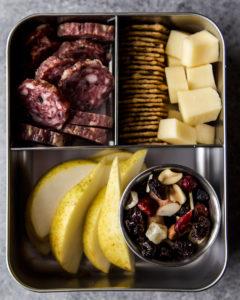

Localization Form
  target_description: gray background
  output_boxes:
[1,0,239,299]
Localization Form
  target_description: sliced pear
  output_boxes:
[98,158,135,272]
[83,187,110,273]
[83,150,147,272]
[120,149,148,189]
[26,160,96,252]
[89,149,120,159]
[92,151,132,163]
[50,160,109,274]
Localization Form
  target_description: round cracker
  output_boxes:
[126,24,169,33]
[120,74,164,81]
[120,79,165,85]
[122,83,168,90]
[121,41,165,48]
[126,30,168,40]
[120,51,164,58]
[121,124,159,132]
[120,131,158,138]
[121,60,165,66]
[121,56,165,63]
[125,36,168,43]
[120,102,166,109]
[120,46,165,54]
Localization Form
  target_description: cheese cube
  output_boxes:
[165,66,188,103]
[186,64,216,89]
[196,124,215,144]
[178,87,222,126]
[166,30,190,59]
[181,30,219,67]
[158,118,196,145]
[167,55,182,67]
[168,109,183,121]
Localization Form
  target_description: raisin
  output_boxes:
[172,239,196,259]
[124,206,147,238]
[189,216,211,244]
[193,203,209,220]
[139,239,157,259]
[193,188,210,203]
[148,178,168,200]
[157,242,173,261]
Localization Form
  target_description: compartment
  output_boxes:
[7,147,226,291]
[117,14,225,146]
[7,14,116,148]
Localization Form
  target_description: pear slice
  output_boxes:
[92,151,132,163]
[26,160,96,251]
[50,160,109,274]
[83,187,110,273]
[98,158,135,272]
[120,149,148,189]
[83,150,147,272]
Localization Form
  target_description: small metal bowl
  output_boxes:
[120,164,221,267]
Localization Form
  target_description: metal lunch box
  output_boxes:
[6,13,227,291]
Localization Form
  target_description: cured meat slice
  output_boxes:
[26,24,59,65]
[20,124,66,146]
[56,39,107,63]
[57,22,114,42]
[18,79,69,129]
[35,56,75,84]
[59,59,113,111]
[70,111,112,128]
[63,124,108,144]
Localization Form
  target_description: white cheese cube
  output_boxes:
[181,30,219,67]
[167,55,182,66]
[166,30,190,59]
[158,118,196,145]
[178,87,222,126]
[196,124,215,144]
[168,109,183,121]
[145,222,168,245]
[165,66,188,103]
[186,64,216,89]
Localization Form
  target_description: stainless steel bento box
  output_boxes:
[6,13,227,292]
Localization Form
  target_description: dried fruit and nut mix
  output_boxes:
[16,22,114,146]
[123,168,212,261]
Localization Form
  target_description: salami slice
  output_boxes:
[26,24,59,66]
[57,22,114,42]
[56,39,107,63]
[18,79,69,129]
[70,111,112,128]
[59,59,113,111]
[20,124,66,147]
[35,56,75,84]
[63,124,107,144]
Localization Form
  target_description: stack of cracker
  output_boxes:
[119,23,170,145]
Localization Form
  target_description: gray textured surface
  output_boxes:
[1,0,240,299]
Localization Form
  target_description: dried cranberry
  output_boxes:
[189,216,211,244]
[172,239,196,259]
[175,210,193,235]
[193,203,209,220]
[148,178,168,200]
[179,175,198,192]
[177,201,190,217]
[139,239,157,258]
[124,206,147,237]
[157,242,173,261]
[193,188,210,203]
[137,195,158,216]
